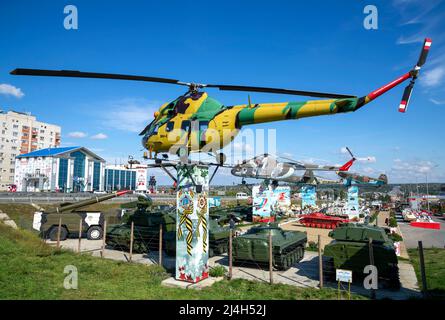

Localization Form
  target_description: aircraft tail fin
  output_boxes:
[338,147,356,171]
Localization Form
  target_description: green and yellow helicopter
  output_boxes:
[11,38,431,163]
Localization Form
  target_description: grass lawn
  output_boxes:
[0,222,366,300]
[408,248,445,299]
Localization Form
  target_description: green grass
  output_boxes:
[0,222,366,300]
[408,248,445,299]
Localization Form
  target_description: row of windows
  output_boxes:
[105,169,136,191]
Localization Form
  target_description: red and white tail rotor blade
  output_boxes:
[398,38,432,113]
[399,83,414,113]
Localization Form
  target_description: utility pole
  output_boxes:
[426,173,430,212]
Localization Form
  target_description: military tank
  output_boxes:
[232,224,307,270]
[323,223,400,289]
[32,190,130,241]
[106,194,176,252]
[299,212,349,229]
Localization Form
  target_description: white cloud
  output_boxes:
[429,98,445,105]
[68,131,87,138]
[421,66,445,87]
[102,99,158,133]
[0,84,24,98]
[90,133,108,140]
[357,156,377,163]
[391,159,438,174]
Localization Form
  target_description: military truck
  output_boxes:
[232,224,307,270]
[32,190,129,241]
[323,223,400,289]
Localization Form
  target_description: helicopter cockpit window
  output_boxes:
[165,121,174,132]
[148,123,159,136]
[181,120,191,133]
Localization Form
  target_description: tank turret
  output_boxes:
[328,223,393,244]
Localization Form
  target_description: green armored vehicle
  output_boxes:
[232,224,307,270]
[32,190,129,241]
[323,223,400,289]
[208,218,232,256]
[106,194,176,253]
[210,205,252,223]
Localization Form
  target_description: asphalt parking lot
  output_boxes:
[398,216,445,249]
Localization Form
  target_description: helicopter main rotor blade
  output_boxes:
[11,68,356,99]
[205,84,356,99]
[10,68,182,85]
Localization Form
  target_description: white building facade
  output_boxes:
[0,110,61,190]
[14,147,105,192]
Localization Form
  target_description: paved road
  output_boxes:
[398,216,445,249]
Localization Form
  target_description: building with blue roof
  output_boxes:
[14,146,105,192]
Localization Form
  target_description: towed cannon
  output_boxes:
[32,190,130,241]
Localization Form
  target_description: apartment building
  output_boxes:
[0,110,61,191]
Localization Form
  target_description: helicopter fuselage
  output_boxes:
[142,91,362,156]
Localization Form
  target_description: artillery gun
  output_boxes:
[32,190,130,241]
[323,223,400,289]
[232,224,307,270]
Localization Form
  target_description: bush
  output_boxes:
[209,265,227,277]
[389,217,398,227]
[307,241,318,251]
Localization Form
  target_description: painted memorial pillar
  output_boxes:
[252,184,274,222]
[300,185,316,209]
[346,186,359,218]
[175,164,209,283]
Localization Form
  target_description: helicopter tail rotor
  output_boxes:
[398,38,432,113]
[355,38,432,112]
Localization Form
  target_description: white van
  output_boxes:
[236,192,249,200]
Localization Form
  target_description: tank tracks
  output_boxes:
[274,244,305,271]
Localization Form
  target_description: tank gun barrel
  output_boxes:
[47,190,130,213]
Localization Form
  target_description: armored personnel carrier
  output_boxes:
[32,190,129,241]
[323,223,400,289]
[232,225,307,270]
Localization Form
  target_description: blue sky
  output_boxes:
[0,0,444,184]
